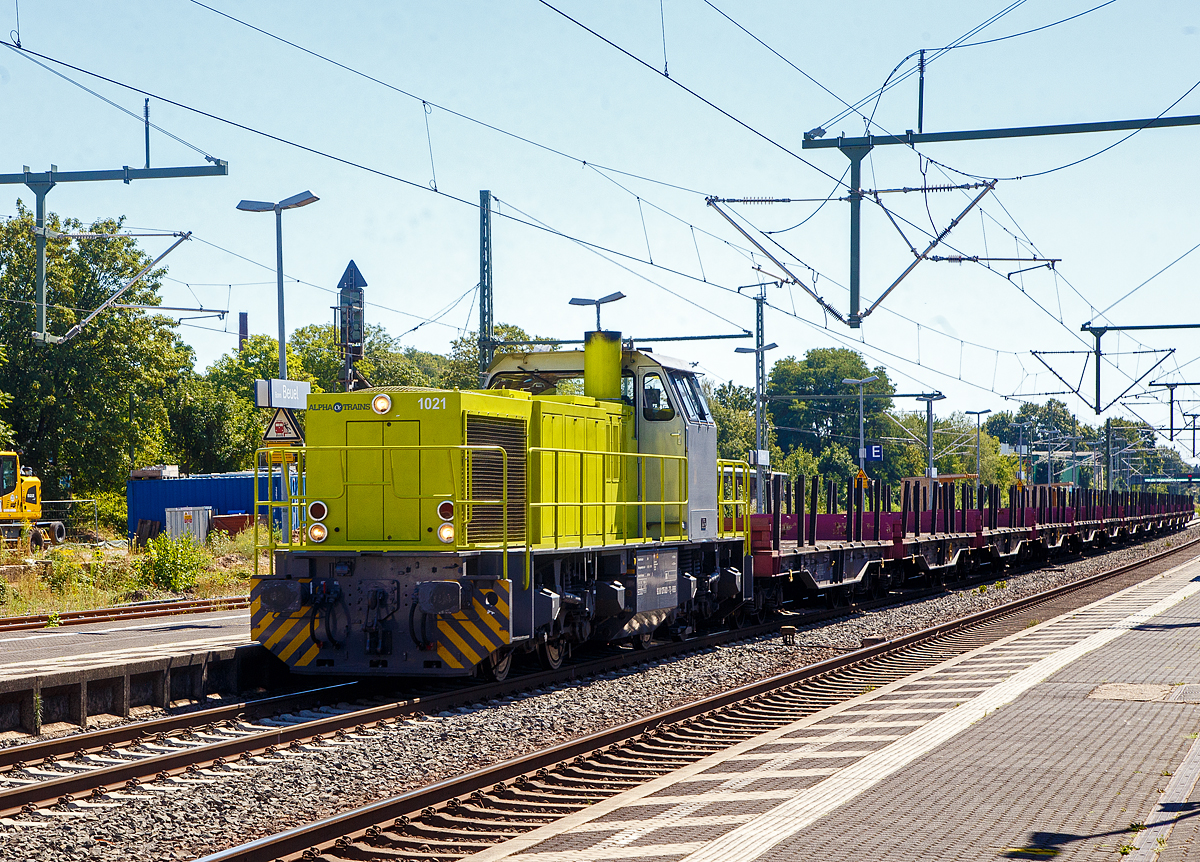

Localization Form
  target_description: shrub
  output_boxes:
[136,533,209,592]
[45,547,86,594]
[92,491,128,535]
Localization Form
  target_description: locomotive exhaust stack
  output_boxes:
[583,330,622,401]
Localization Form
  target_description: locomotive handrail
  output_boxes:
[717,459,752,554]
[526,445,689,550]
[253,444,514,580]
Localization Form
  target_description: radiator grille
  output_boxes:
[464,415,527,544]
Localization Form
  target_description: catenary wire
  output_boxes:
[183,0,714,197]
[0,39,779,321]
[532,0,851,190]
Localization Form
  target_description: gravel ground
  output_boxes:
[3,526,1197,862]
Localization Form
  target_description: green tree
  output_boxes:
[361,325,433,388]
[0,202,193,491]
[446,324,539,390]
[707,381,756,462]
[816,442,857,482]
[165,373,263,473]
[767,348,894,458]
[0,345,12,449]
[205,333,320,399]
[290,324,357,393]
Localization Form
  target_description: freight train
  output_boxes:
[249,331,1193,680]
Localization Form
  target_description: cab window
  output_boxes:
[668,370,710,422]
[0,456,16,496]
[621,373,635,406]
[642,373,676,421]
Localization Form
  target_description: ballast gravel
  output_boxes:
[3,526,1198,861]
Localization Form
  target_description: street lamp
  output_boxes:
[569,291,625,330]
[735,340,778,509]
[236,190,320,380]
[965,409,992,486]
[843,375,879,472]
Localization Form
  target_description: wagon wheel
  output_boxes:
[825,587,850,609]
[749,589,768,625]
[868,575,888,600]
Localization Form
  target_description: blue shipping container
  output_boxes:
[127,472,301,539]
[126,472,255,539]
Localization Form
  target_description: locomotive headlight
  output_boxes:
[437,522,455,544]
[307,500,328,521]
[437,500,454,521]
[308,522,329,543]
[371,393,392,414]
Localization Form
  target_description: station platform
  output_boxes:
[0,609,250,680]
[469,552,1200,862]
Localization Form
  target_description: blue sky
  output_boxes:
[2,1,1198,462]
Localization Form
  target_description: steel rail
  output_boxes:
[0,618,792,815]
[0,682,359,771]
[4,528,1193,820]
[0,580,938,766]
[197,533,1200,862]
[0,556,1037,770]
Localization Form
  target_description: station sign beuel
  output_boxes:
[254,378,312,410]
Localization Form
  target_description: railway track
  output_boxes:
[0,596,251,632]
[0,531,1193,844]
[0,614,794,816]
[191,534,1200,862]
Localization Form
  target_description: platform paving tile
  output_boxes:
[461,556,1200,862]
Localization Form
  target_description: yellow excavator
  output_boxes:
[0,452,66,548]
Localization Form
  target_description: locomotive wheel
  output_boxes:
[481,649,513,682]
[537,640,565,670]
[631,632,653,650]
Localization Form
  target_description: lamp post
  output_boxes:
[966,409,992,485]
[735,340,778,510]
[236,190,320,379]
[843,375,879,473]
[568,291,625,330]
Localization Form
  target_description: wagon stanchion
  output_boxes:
[808,475,818,547]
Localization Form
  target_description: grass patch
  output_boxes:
[0,526,264,617]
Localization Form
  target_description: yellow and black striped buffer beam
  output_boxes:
[436,578,512,670]
[251,582,321,669]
